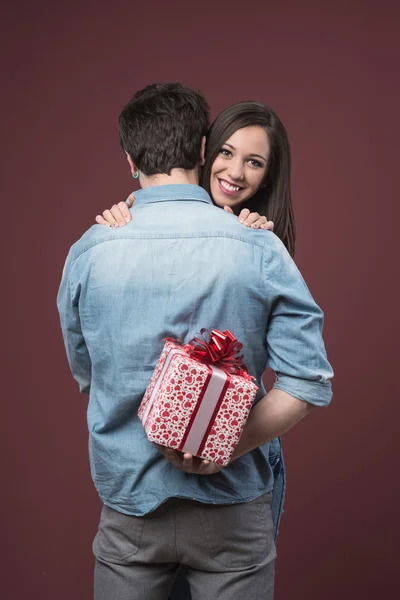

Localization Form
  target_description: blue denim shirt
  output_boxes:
[57,184,333,516]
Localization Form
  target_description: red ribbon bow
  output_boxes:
[182,328,253,380]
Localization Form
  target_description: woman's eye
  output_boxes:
[219,148,232,157]
[248,159,262,168]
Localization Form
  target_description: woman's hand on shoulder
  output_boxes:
[95,193,134,227]
[94,194,273,232]
[224,205,274,231]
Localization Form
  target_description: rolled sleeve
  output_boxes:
[263,234,334,407]
[273,374,332,407]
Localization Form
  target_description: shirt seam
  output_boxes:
[68,232,269,262]
[136,195,211,203]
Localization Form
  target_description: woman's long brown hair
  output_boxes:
[201,101,296,257]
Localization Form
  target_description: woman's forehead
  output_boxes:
[224,126,269,155]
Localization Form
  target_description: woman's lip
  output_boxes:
[217,178,244,195]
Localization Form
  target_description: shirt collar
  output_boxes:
[132,184,213,207]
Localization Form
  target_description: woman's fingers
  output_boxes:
[110,204,127,227]
[118,201,132,223]
[95,215,111,226]
[101,209,118,228]
[224,205,234,213]
[242,212,261,227]
[238,209,273,230]
[238,208,250,223]
[250,217,266,228]
[250,216,274,230]
[100,203,130,228]
[260,220,274,231]
[95,195,133,227]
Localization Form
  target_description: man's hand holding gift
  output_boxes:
[154,444,224,475]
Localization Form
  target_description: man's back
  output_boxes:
[58,184,331,515]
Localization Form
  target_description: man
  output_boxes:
[57,83,333,600]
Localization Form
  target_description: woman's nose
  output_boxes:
[227,159,244,181]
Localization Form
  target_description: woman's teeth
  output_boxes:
[220,179,241,192]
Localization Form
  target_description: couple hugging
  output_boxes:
[57,82,333,600]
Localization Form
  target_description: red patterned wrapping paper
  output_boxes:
[138,339,258,466]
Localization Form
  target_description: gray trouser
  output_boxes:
[93,494,276,600]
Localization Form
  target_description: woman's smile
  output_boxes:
[217,177,245,196]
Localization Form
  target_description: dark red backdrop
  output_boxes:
[1,1,398,598]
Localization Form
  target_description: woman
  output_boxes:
[96,101,295,256]
[95,101,293,598]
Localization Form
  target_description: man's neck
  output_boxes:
[140,167,200,189]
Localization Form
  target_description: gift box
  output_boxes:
[138,329,258,466]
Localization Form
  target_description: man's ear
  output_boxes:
[199,136,206,166]
[125,151,137,176]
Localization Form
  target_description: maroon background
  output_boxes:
[1,1,399,598]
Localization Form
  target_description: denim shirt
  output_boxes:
[57,184,333,516]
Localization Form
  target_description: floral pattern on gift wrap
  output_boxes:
[199,377,256,464]
[138,341,258,466]
[137,341,175,422]
[141,350,210,449]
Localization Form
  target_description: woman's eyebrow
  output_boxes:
[223,143,267,162]
[248,153,267,161]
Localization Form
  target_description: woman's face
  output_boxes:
[210,125,270,209]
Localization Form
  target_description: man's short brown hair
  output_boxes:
[119,83,210,176]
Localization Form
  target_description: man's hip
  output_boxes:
[93,494,276,600]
